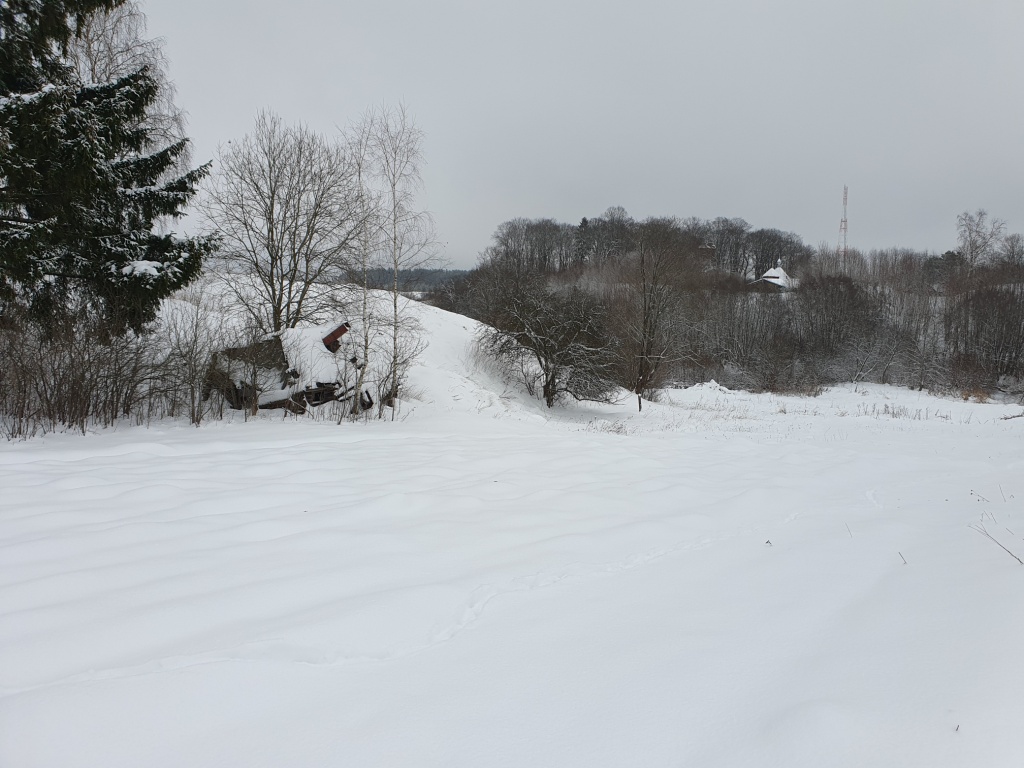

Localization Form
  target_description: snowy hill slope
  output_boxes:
[1,300,1024,768]
[400,300,545,420]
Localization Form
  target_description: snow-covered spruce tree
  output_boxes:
[0,0,214,334]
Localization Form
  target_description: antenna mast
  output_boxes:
[838,185,848,260]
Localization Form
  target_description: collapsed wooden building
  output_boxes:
[203,321,373,415]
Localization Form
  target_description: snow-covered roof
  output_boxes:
[757,261,796,290]
[278,322,363,388]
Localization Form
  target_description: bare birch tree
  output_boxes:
[337,111,385,418]
[66,0,188,157]
[365,104,437,414]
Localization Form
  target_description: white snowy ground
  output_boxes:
[2,302,1024,768]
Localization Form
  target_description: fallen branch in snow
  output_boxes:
[969,523,1024,565]
[1000,412,1024,420]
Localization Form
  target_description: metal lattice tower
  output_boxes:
[838,185,849,260]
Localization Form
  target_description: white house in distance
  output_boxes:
[753,260,797,290]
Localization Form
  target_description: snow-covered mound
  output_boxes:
[2,299,1024,768]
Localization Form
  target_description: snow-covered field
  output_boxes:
[2,302,1024,767]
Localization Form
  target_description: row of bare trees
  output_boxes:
[439,208,1024,408]
[0,284,229,438]
[481,209,815,281]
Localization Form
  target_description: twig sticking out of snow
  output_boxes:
[899,552,907,565]
[969,523,1024,565]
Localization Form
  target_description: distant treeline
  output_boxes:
[427,208,1024,405]
[357,268,470,292]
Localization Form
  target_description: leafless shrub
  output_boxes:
[0,310,154,438]
[945,284,1024,391]
[150,284,234,424]
[476,269,617,408]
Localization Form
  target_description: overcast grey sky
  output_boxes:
[146,0,1024,268]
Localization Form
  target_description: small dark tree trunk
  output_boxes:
[543,374,557,408]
